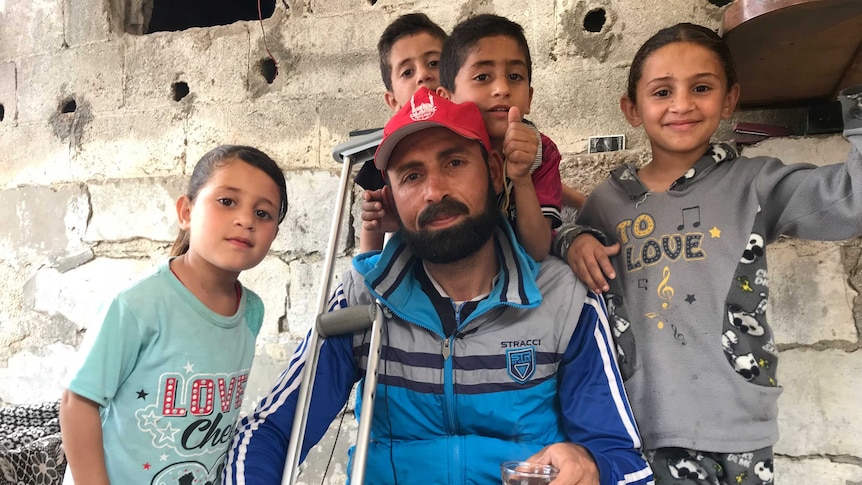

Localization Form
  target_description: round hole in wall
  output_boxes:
[368,0,377,5]
[61,99,77,113]
[172,81,190,102]
[708,0,733,6]
[583,8,606,33]
[0,104,4,122]
[260,58,278,84]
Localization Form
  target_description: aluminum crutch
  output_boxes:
[281,129,385,485]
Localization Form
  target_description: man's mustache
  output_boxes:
[417,198,469,228]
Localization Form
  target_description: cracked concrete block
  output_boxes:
[245,11,294,99]
[186,100,321,171]
[741,134,851,166]
[85,177,186,242]
[768,241,858,345]
[774,457,862,485]
[279,49,379,101]
[0,61,17,125]
[283,257,352,339]
[17,41,124,124]
[275,170,352,255]
[64,0,112,46]
[776,348,862,457]
[555,0,624,63]
[0,122,71,188]
[532,64,631,152]
[75,109,188,180]
[0,0,65,59]
[0,263,30,353]
[253,12,384,101]
[0,183,89,268]
[27,257,157,331]
[0,343,78,405]
[124,25,251,109]
[239,255,289,337]
[318,95,389,154]
[285,8,379,56]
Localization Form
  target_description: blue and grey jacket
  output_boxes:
[224,221,653,485]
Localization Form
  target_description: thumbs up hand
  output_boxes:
[502,106,539,182]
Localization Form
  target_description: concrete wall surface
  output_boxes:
[0,0,860,482]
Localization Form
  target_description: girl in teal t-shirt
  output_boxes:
[60,145,288,484]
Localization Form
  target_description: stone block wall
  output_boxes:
[0,0,859,482]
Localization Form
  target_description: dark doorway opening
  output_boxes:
[148,0,276,33]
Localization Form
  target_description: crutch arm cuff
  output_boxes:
[317,304,377,338]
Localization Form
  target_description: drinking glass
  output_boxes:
[500,461,559,485]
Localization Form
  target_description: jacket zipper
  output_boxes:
[446,303,462,484]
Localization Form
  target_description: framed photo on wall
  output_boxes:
[588,135,626,153]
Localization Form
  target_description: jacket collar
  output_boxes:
[353,219,542,326]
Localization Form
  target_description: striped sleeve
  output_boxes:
[223,283,359,485]
[558,291,653,485]
[533,133,563,229]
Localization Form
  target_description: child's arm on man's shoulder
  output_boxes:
[504,108,552,260]
[60,389,110,485]
[510,176,553,261]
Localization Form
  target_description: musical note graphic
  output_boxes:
[644,312,661,329]
[677,206,701,231]
[671,324,686,345]
[657,266,674,309]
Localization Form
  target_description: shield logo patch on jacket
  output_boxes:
[506,347,536,383]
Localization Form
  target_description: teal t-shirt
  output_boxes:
[66,260,263,484]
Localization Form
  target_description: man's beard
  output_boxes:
[400,183,501,265]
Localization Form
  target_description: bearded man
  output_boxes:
[224,88,653,485]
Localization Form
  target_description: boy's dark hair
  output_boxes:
[627,23,738,102]
[439,14,532,92]
[377,13,447,92]
[170,145,288,257]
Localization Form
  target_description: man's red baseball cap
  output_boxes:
[373,86,492,171]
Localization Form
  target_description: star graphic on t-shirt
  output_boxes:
[136,389,148,400]
[709,226,721,238]
[157,422,181,444]
[159,453,168,462]
[685,294,696,304]
[183,361,195,373]
[140,409,160,427]
[143,462,151,470]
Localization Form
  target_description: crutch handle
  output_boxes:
[332,128,384,165]
[317,304,377,338]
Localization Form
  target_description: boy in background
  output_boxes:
[437,13,563,261]
[358,13,447,252]
[379,13,447,112]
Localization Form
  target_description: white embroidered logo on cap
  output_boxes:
[409,91,437,121]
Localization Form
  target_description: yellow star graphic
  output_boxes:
[709,226,721,238]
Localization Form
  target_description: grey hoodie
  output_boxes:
[570,85,862,453]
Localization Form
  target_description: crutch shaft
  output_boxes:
[281,156,355,485]
[350,300,386,485]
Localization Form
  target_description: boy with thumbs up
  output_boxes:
[436,14,563,261]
